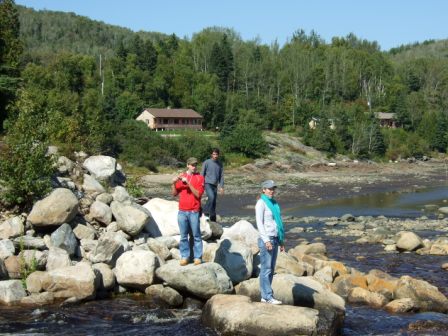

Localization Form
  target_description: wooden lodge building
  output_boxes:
[136,108,203,130]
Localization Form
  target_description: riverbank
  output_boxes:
[139,159,448,213]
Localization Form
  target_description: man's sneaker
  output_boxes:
[193,259,202,265]
[179,259,188,266]
[261,298,282,305]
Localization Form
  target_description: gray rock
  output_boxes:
[83,155,117,180]
[89,232,128,266]
[145,284,183,307]
[220,220,260,254]
[96,193,113,205]
[147,238,171,261]
[28,188,79,227]
[394,275,448,313]
[0,259,8,280]
[20,292,55,306]
[438,207,448,215]
[214,239,253,284]
[112,186,131,203]
[44,262,96,300]
[13,236,46,250]
[0,280,27,303]
[89,201,112,225]
[57,156,74,175]
[396,231,423,251]
[114,250,157,289]
[340,214,355,222]
[92,263,115,291]
[73,223,96,240]
[155,260,233,299]
[0,216,25,239]
[202,294,343,336]
[46,247,71,271]
[0,239,15,260]
[110,201,150,236]
[236,274,345,312]
[82,174,106,193]
[50,223,78,256]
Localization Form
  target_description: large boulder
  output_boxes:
[114,250,157,289]
[155,260,233,299]
[89,232,129,266]
[214,239,253,284]
[202,294,343,336]
[235,274,345,312]
[143,198,211,239]
[28,188,79,227]
[110,201,150,236]
[396,232,423,251]
[31,262,96,300]
[220,220,260,254]
[0,280,27,304]
[50,223,78,256]
[0,216,25,239]
[83,155,117,181]
[394,275,448,313]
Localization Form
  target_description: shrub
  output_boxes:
[0,90,54,207]
[221,124,269,158]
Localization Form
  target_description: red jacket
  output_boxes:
[174,172,204,211]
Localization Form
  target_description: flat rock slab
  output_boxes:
[202,294,343,336]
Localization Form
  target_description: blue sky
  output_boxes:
[15,0,448,51]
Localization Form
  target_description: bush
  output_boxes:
[0,91,54,207]
[221,124,269,158]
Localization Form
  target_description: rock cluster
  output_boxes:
[1,153,448,336]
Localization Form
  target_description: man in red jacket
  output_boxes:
[171,157,205,266]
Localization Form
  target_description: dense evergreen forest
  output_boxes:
[1,0,448,204]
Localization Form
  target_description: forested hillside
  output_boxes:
[1,0,448,205]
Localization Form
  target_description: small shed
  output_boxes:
[375,112,397,128]
[136,108,203,130]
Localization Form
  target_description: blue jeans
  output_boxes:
[204,183,217,220]
[258,237,279,300]
[178,210,202,260]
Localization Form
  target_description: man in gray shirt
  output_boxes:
[201,148,224,222]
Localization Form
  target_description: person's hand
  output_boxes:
[280,245,285,252]
[218,187,224,195]
[265,241,273,251]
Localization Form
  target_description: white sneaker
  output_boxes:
[261,298,282,305]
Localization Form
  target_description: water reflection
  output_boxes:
[284,186,448,218]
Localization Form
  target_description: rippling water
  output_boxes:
[1,186,447,335]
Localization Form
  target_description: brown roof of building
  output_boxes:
[144,108,203,119]
[374,112,396,120]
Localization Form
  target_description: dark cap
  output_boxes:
[187,157,198,165]
[262,180,277,189]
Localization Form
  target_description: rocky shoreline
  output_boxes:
[1,152,448,335]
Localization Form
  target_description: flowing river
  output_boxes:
[1,186,448,335]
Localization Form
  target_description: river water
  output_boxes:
[1,186,448,335]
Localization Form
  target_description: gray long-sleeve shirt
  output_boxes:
[201,159,224,187]
[255,199,278,243]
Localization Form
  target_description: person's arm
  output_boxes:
[255,201,269,243]
[171,175,182,196]
[218,162,224,193]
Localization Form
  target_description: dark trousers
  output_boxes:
[204,183,218,221]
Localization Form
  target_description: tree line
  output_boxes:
[0,0,447,205]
